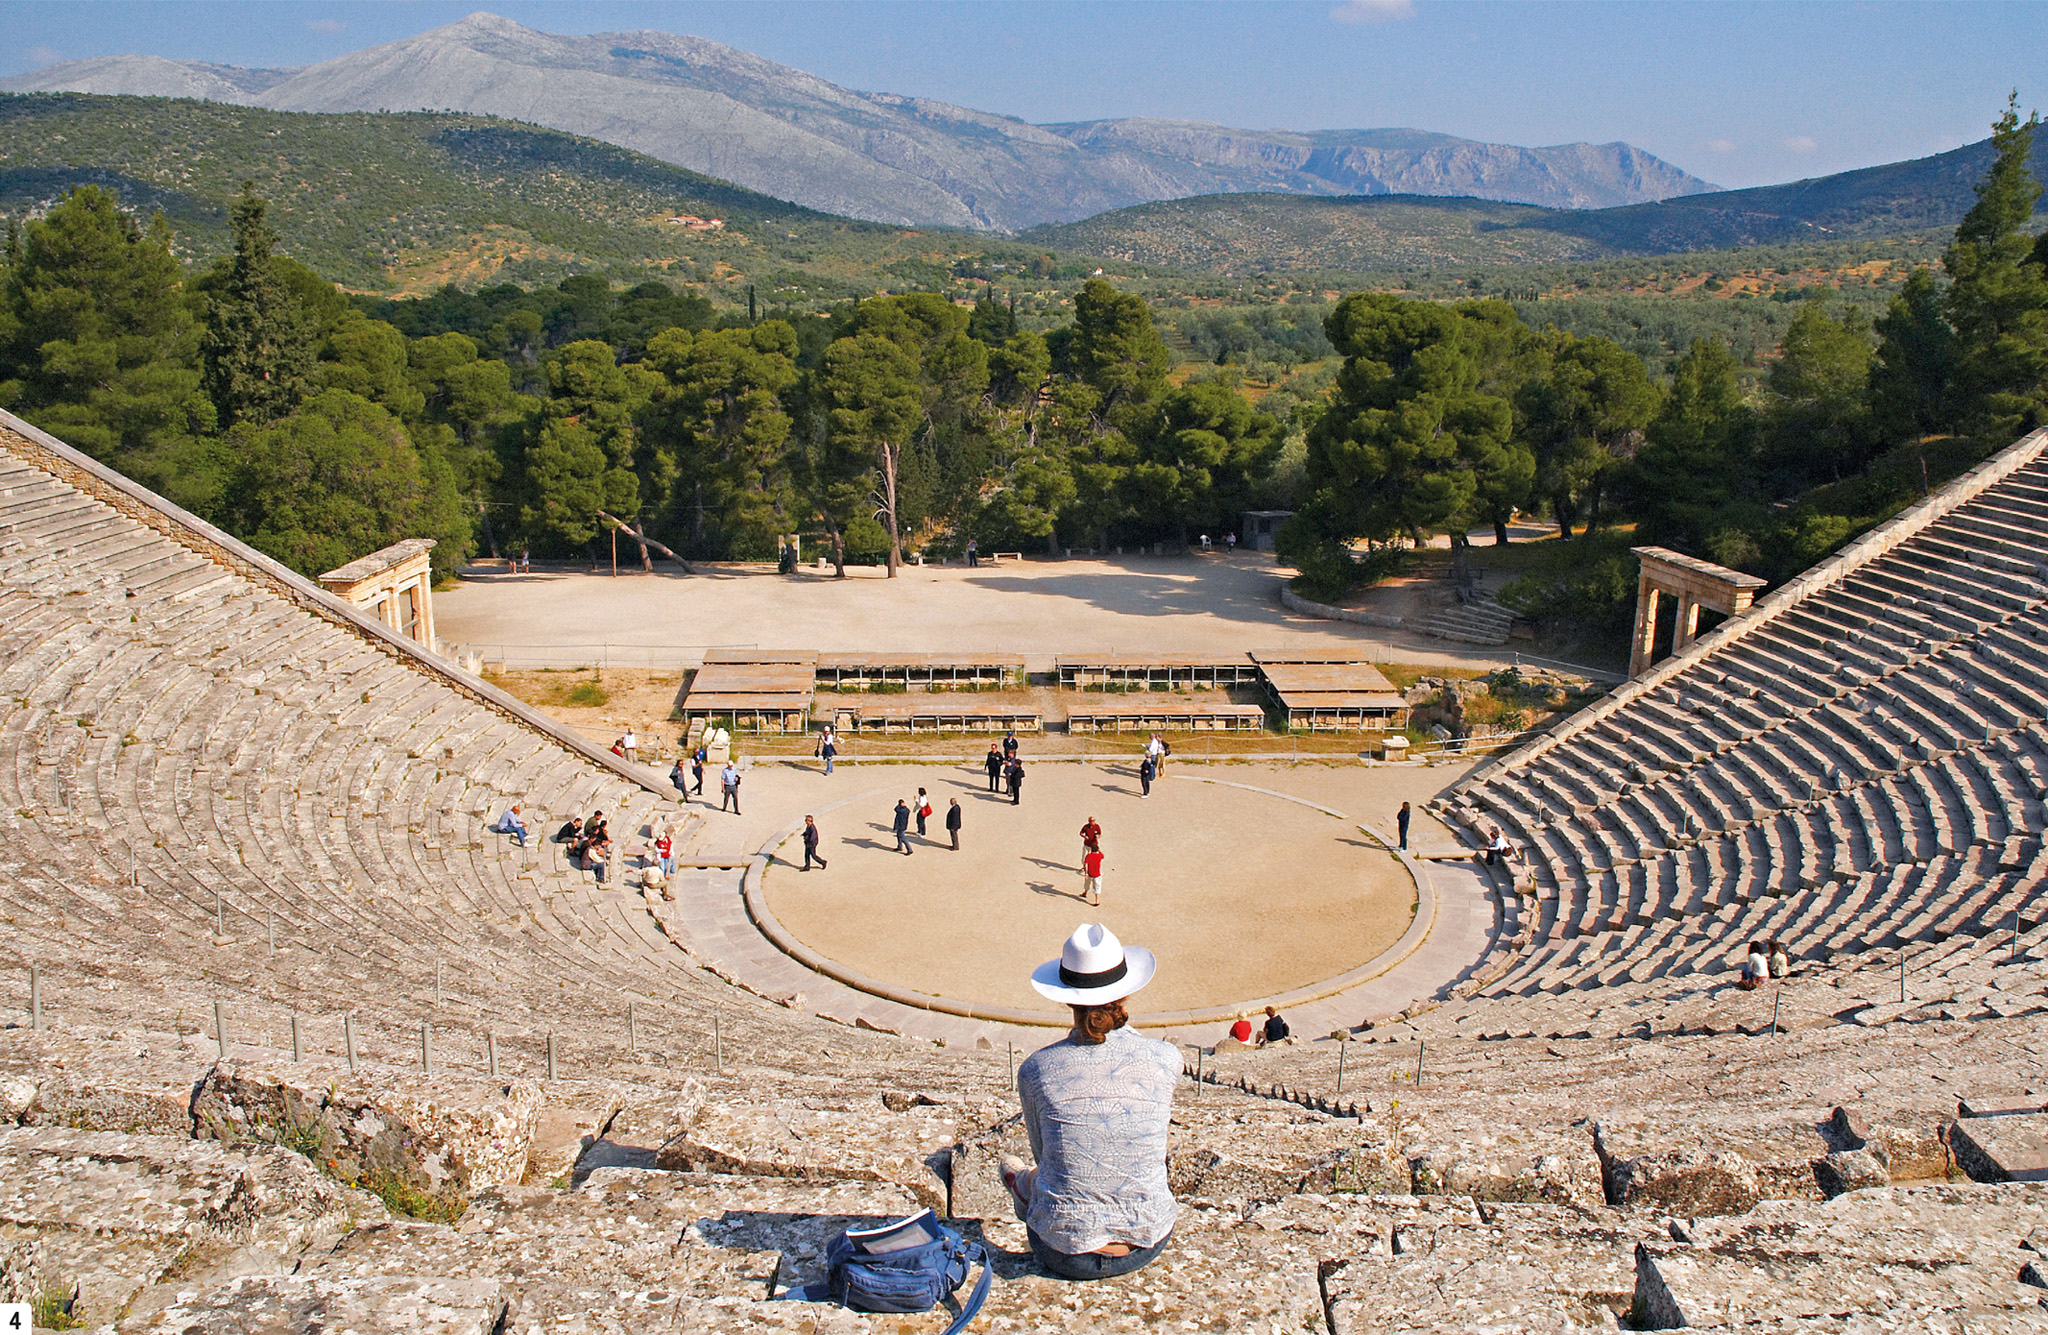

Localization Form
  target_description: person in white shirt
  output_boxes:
[621,728,638,763]
[1740,940,1770,990]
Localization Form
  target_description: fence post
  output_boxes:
[268,912,275,952]
[421,1022,433,1074]
[28,965,40,1031]
[214,891,224,937]
[627,1002,637,1057]
[1770,986,1782,1036]
[1415,1039,1424,1087]
[214,998,229,1060]
[1900,951,1907,1004]
[344,1012,358,1073]
[487,1030,498,1078]
[1337,1037,1347,1096]
[291,1012,302,1064]
[2014,906,2024,964]
[546,1031,558,1081]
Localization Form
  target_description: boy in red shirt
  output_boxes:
[1081,847,1104,906]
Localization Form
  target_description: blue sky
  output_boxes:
[5,1,2043,191]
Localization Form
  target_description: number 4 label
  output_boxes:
[0,1303,27,1330]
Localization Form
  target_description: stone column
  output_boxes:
[410,575,436,649]
[1629,579,1663,679]
[1673,594,1701,653]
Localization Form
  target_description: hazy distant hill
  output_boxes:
[0,11,1715,231]
[1024,132,2048,274]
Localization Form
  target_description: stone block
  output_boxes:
[1629,1235,2030,1329]
[520,1081,631,1185]
[1951,1113,2048,1183]
[1962,1096,2048,1118]
[1594,1119,1762,1215]
[1407,1144,1604,1207]
[115,1274,505,1335]
[652,1094,957,1211]
[192,1060,542,1198]
[1813,1147,1889,1197]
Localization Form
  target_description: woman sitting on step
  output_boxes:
[1003,924,1178,1280]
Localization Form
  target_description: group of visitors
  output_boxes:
[984,731,1027,803]
[1739,939,1793,988]
[1138,733,1169,796]
[668,745,708,800]
[555,810,612,884]
[1224,1005,1290,1046]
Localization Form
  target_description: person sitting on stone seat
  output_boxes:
[1227,1014,1253,1044]
[1256,1005,1290,1046]
[1484,827,1513,867]
[585,830,611,885]
[1002,924,1177,1281]
[1768,939,1792,979]
[1739,940,1769,990]
[491,804,528,848]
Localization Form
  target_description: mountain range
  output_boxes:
[1023,126,2048,275]
[0,11,1716,231]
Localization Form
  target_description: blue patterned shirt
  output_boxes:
[1016,1024,1179,1254]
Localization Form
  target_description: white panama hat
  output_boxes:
[1030,923,1156,1006]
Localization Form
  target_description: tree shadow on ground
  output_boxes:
[964,568,1386,637]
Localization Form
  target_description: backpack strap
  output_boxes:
[939,1242,993,1335]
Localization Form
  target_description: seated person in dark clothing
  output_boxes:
[1257,1005,1289,1045]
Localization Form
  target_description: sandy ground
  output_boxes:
[435,551,1544,672]
[762,764,1412,1016]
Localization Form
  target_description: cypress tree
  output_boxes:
[202,184,312,429]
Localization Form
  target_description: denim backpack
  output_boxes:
[788,1209,992,1334]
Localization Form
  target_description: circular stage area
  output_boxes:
[760,767,1416,1023]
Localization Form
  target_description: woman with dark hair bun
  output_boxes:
[1002,924,1178,1280]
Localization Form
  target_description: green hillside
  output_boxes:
[1024,133,2047,276]
[0,92,1067,301]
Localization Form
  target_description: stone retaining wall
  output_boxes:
[1278,581,1405,629]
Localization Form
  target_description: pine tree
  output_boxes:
[0,185,211,461]
[1943,97,2048,439]
[202,184,313,429]
[1867,268,1957,441]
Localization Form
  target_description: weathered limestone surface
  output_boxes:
[654,1091,966,1210]
[0,1235,41,1305]
[0,1125,384,1328]
[1319,1199,1642,1332]
[192,1059,543,1195]
[1635,1185,2048,1329]
[0,1029,205,1137]
[119,1275,506,1335]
